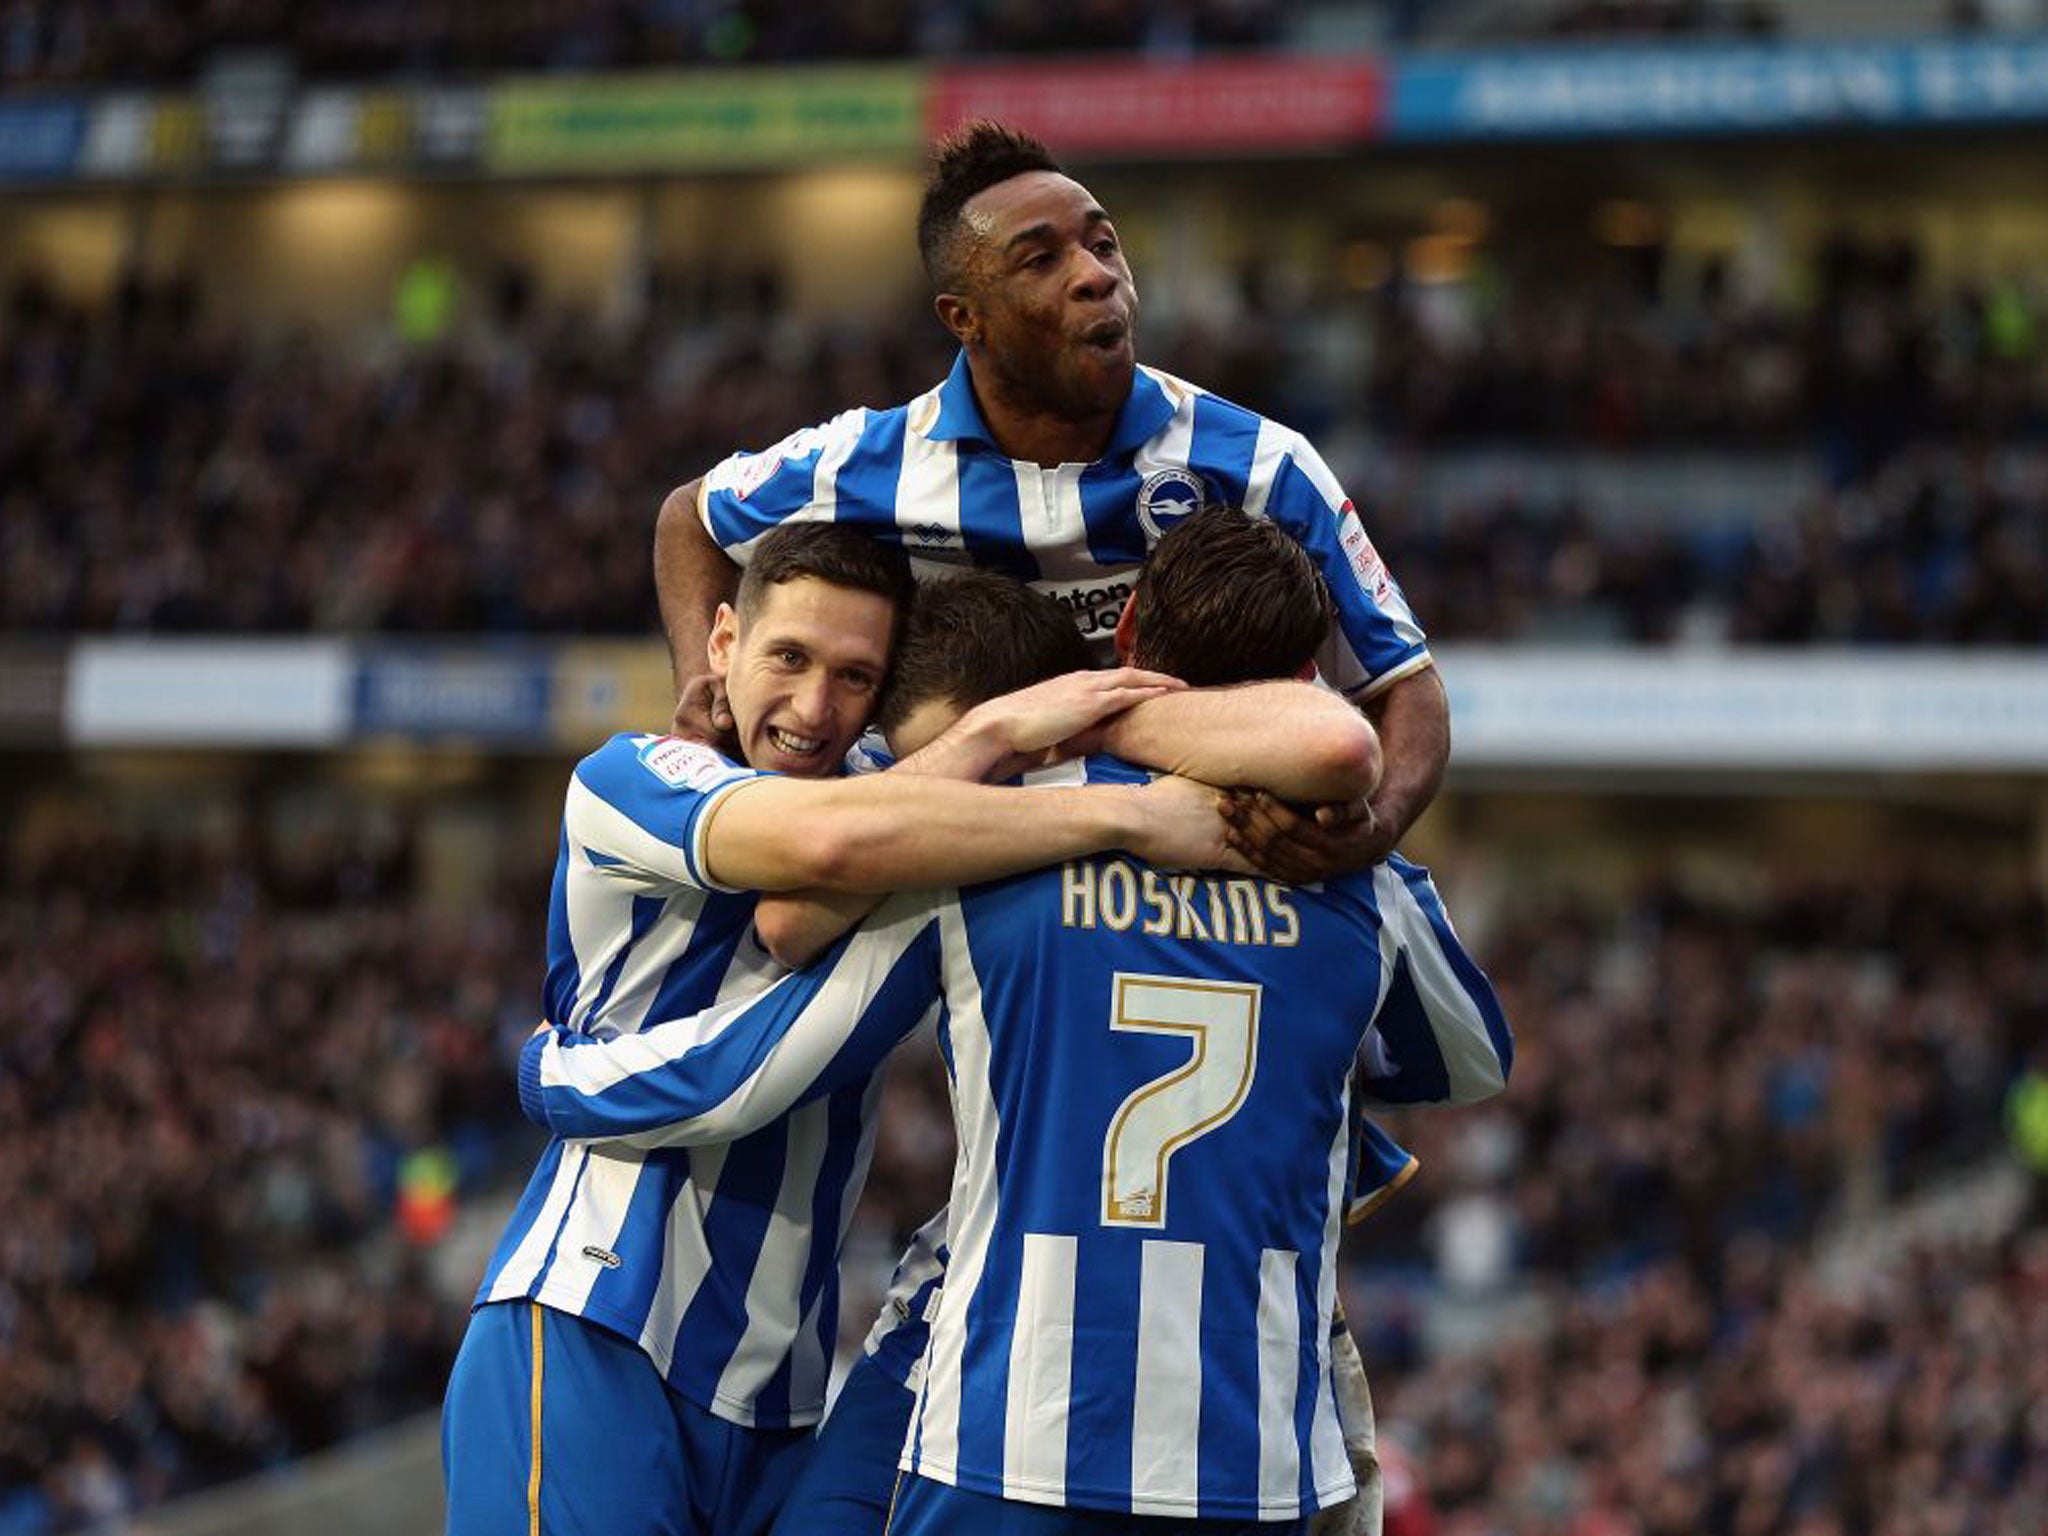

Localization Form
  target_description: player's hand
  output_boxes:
[1129,776,1254,874]
[1220,790,1391,883]
[1310,1317,1383,1536]
[975,667,1185,765]
[672,672,738,754]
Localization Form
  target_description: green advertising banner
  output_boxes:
[488,67,924,173]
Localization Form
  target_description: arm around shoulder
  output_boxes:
[1104,681,1382,803]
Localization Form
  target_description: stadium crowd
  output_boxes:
[1361,238,2048,456]
[3,267,2045,644]
[0,818,544,1535]
[0,0,1284,84]
[2,805,2042,1531]
[1387,1226,2048,1536]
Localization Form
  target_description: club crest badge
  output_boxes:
[1136,468,1208,542]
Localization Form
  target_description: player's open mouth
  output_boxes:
[1081,320,1129,353]
[767,727,825,758]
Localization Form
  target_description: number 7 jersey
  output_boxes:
[904,829,1508,1519]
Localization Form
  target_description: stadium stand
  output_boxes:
[0,0,1287,85]
[0,819,543,1535]
[4,267,2043,643]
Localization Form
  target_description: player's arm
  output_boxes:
[702,762,1233,894]
[1100,681,1383,803]
[751,672,1362,967]
[1358,664,1448,847]
[1225,666,1448,883]
[653,476,732,699]
[1353,858,1513,1109]
[1241,437,1449,873]
[520,895,943,1145]
[753,890,881,971]
[750,668,1192,966]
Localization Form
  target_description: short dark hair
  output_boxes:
[918,120,1063,294]
[1126,506,1335,686]
[875,570,1090,736]
[736,523,916,632]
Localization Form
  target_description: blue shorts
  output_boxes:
[442,1300,812,1536]
[887,1476,1310,1536]
[768,1353,916,1536]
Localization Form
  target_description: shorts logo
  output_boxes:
[1337,503,1394,605]
[637,736,736,792]
[1136,468,1208,542]
[581,1245,622,1270]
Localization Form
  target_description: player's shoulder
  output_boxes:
[576,732,751,800]
[1143,364,1301,440]
[708,404,893,492]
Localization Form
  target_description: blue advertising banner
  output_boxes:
[0,97,86,178]
[1389,36,2048,139]
[354,646,553,740]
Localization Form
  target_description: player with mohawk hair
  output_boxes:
[656,120,1448,883]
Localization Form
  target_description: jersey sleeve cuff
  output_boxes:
[517,1030,551,1127]
[687,773,771,894]
[1344,648,1435,705]
[1346,1152,1421,1226]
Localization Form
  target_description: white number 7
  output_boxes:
[1101,974,1262,1228]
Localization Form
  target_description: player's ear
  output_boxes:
[1294,657,1317,682]
[1112,597,1138,663]
[934,291,978,348]
[706,602,740,677]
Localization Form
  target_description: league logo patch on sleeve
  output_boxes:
[728,451,787,502]
[724,423,828,502]
[1136,468,1209,542]
[1337,503,1395,604]
[637,736,738,792]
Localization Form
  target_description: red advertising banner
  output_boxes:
[928,58,1385,154]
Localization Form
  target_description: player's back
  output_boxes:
[906,757,1402,1522]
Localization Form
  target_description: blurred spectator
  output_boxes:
[2010,1043,2048,1225]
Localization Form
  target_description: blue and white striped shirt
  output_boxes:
[519,757,1512,1520]
[855,1021,1428,1400]
[699,354,1433,699]
[476,731,886,1429]
[858,1107,1422,1397]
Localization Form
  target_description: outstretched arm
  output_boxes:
[1101,681,1383,804]
[522,895,943,1145]
[702,755,1234,894]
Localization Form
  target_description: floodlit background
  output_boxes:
[3,5,2047,1534]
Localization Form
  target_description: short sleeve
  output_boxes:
[700,408,879,555]
[1260,435,1434,701]
[564,734,770,894]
